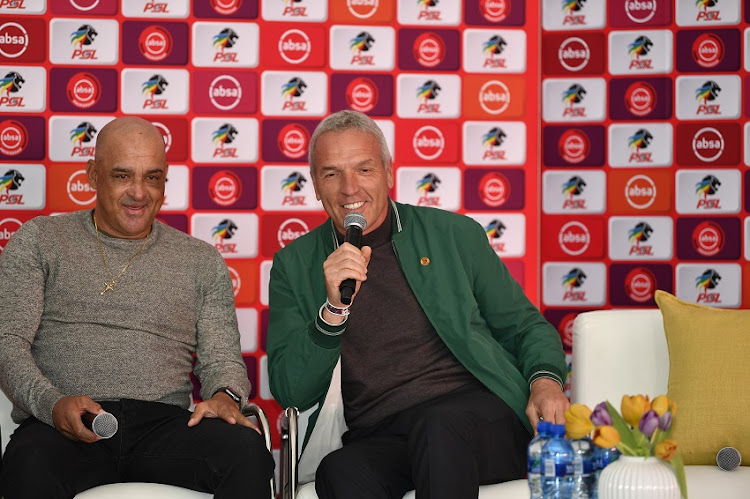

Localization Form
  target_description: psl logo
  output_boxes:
[70,24,98,60]
[69,121,97,157]
[562,267,587,301]
[562,84,586,118]
[417,0,442,21]
[0,71,24,107]
[695,80,721,115]
[281,171,307,206]
[416,80,441,114]
[628,222,654,256]
[561,175,586,209]
[695,174,721,209]
[0,1,26,9]
[144,0,171,13]
[213,28,239,63]
[695,0,721,21]
[416,173,441,206]
[283,0,307,17]
[281,77,307,112]
[350,32,375,66]
[484,219,506,252]
[628,36,653,70]
[628,129,653,163]
[212,219,238,253]
[482,127,506,160]
[562,0,587,25]
[212,123,239,159]
[483,35,507,69]
[695,268,721,303]
[0,168,23,205]
[141,74,169,110]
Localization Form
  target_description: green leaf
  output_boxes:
[669,454,689,499]
[606,401,640,453]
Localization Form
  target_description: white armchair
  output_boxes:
[0,390,274,498]
[571,308,750,498]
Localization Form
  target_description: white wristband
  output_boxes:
[324,299,351,316]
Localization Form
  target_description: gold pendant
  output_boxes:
[101,282,114,295]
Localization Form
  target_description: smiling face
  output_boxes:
[86,117,167,239]
[311,129,393,235]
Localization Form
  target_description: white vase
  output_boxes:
[598,456,680,499]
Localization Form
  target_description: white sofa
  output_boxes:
[281,308,750,499]
[0,390,274,498]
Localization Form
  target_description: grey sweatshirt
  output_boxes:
[0,210,250,426]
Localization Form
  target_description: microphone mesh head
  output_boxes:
[717,447,742,471]
[92,412,119,439]
[343,212,367,231]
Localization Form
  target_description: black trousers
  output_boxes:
[315,383,531,499]
[0,399,274,499]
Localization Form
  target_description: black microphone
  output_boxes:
[717,446,742,471]
[82,411,119,439]
[339,211,367,305]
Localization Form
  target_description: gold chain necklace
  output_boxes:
[94,215,150,295]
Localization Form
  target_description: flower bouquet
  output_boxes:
[564,394,688,499]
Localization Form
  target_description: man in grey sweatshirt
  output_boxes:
[0,117,274,498]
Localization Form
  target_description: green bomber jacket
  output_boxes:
[267,201,566,448]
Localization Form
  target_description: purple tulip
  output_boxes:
[639,410,660,437]
[591,402,612,426]
[659,411,672,431]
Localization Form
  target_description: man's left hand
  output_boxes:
[526,378,570,434]
[187,392,260,434]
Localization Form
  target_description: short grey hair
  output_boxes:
[308,110,391,173]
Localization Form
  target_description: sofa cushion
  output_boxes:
[655,290,750,465]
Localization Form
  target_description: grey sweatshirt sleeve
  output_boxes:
[0,220,65,426]
[192,248,251,407]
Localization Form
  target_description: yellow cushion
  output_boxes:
[655,290,750,465]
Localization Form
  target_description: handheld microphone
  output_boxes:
[716,447,742,471]
[82,411,119,439]
[339,212,367,305]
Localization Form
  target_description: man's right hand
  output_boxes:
[52,395,104,443]
[322,242,372,315]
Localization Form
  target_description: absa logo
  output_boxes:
[0,217,21,252]
[152,121,173,153]
[66,169,96,206]
[0,22,28,59]
[692,33,724,69]
[625,267,656,303]
[557,128,589,164]
[692,127,724,162]
[479,80,510,115]
[209,74,242,111]
[278,29,311,65]
[209,170,242,207]
[624,81,656,117]
[480,0,509,22]
[558,37,590,72]
[692,221,724,256]
[66,71,101,109]
[0,119,27,156]
[277,123,309,159]
[210,0,242,15]
[346,77,378,113]
[558,221,590,256]
[478,171,510,208]
[625,0,657,23]
[138,25,173,62]
[413,32,444,68]
[412,125,445,161]
[277,218,309,248]
[347,0,378,19]
[227,265,241,296]
[625,174,657,209]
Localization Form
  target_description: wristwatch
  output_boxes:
[214,386,242,409]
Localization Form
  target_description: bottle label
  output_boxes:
[528,456,541,473]
[544,458,573,477]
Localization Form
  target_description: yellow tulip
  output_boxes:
[565,404,594,439]
[651,395,670,417]
[655,439,678,461]
[593,426,621,448]
[621,395,650,427]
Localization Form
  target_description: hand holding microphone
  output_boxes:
[52,395,118,442]
[322,212,370,318]
[339,212,367,305]
[82,411,118,439]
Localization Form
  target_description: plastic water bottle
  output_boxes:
[542,424,574,498]
[528,421,552,499]
[592,446,620,499]
[571,437,595,498]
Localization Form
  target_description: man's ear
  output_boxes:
[85,159,97,189]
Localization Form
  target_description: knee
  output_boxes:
[223,426,275,474]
